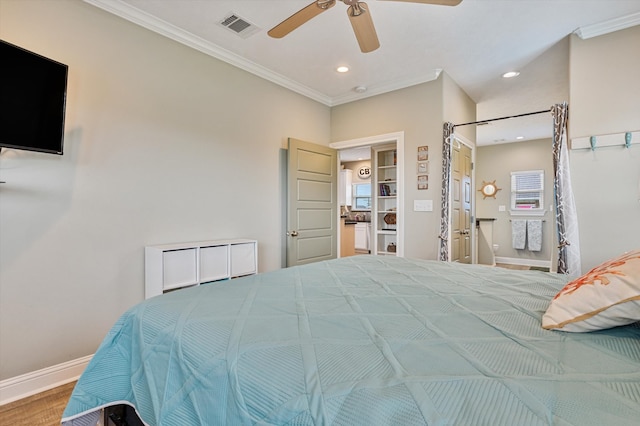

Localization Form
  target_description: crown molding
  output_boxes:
[330,69,443,106]
[83,0,441,107]
[82,2,640,107]
[574,11,640,39]
[83,0,333,106]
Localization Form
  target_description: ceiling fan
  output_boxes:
[268,0,462,53]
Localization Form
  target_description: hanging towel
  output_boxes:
[511,220,526,249]
[527,220,543,252]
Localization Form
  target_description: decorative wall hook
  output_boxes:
[571,130,639,150]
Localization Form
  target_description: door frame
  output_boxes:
[447,133,476,263]
[330,131,405,257]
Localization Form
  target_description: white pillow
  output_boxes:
[542,249,640,332]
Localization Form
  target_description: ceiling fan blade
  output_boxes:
[268,1,336,38]
[347,2,380,53]
[378,0,462,6]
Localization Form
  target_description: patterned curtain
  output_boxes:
[551,102,582,277]
[439,122,455,261]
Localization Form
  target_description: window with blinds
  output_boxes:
[352,183,371,211]
[511,170,544,212]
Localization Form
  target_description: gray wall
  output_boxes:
[476,139,555,264]
[331,72,475,260]
[568,26,640,272]
[0,0,330,379]
[3,0,637,383]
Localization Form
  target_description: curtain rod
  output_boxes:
[453,109,551,128]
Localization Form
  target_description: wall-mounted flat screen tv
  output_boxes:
[0,40,68,155]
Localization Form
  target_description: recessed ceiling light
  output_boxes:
[353,86,367,93]
[516,136,524,140]
[502,71,520,78]
[337,66,349,73]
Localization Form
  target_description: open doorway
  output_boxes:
[338,146,372,257]
[330,132,405,258]
[449,109,556,269]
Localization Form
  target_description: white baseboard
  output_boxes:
[495,256,552,269]
[0,355,92,406]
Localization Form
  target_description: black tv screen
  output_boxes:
[0,40,68,155]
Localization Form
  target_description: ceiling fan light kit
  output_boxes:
[268,0,463,53]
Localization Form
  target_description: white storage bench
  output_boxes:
[145,239,257,299]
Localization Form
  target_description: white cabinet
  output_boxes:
[145,239,257,299]
[355,223,369,251]
[339,169,353,206]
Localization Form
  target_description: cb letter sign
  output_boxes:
[358,166,371,179]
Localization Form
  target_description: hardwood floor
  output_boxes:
[0,381,76,426]
[496,263,550,272]
[495,263,530,270]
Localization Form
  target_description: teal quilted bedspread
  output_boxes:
[62,256,640,425]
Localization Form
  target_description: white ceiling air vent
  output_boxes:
[219,13,260,39]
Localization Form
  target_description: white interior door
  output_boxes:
[451,141,472,263]
[287,138,338,267]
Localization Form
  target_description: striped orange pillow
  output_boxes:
[542,249,640,332]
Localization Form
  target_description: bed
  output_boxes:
[62,255,640,425]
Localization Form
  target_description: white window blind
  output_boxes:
[511,170,544,211]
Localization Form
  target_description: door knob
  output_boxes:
[288,231,299,237]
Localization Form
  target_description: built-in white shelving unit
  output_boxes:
[145,239,257,299]
[373,145,399,256]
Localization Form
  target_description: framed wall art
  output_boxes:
[417,175,428,190]
[417,145,429,161]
